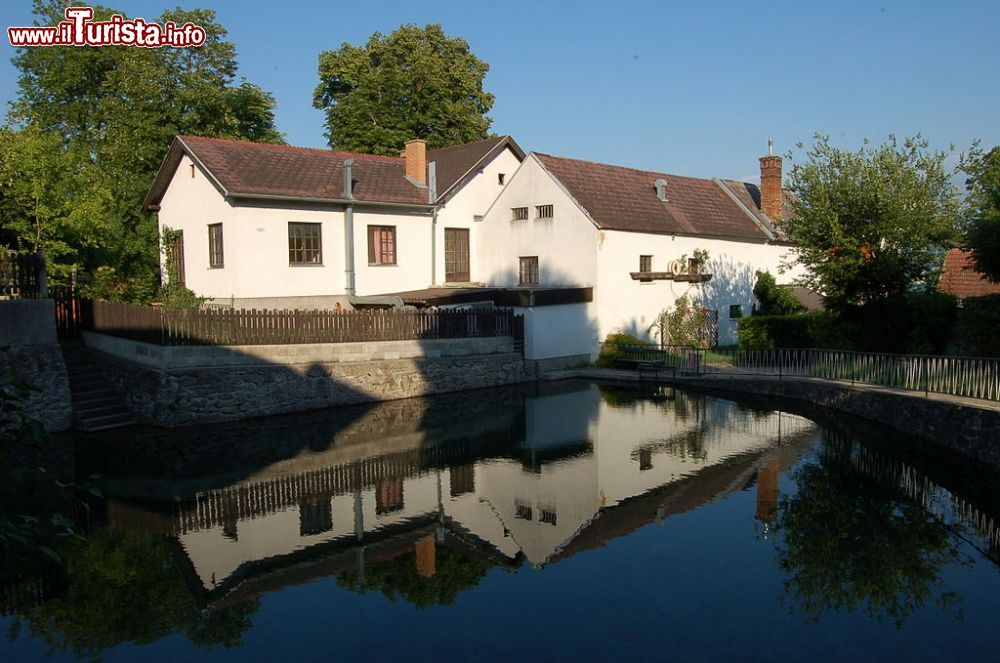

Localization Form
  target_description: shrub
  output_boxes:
[752,270,806,316]
[596,332,645,367]
[737,312,833,349]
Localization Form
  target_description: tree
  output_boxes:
[314,24,494,154]
[783,135,961,312]
[5,1,283,300]
[752,270,806,316]
[961,144,1000,282]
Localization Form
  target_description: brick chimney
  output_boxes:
[404,139,427,186]
[759,143,783,221]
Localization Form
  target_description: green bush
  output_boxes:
[596,332,645,367]
[752,270,806,316]
[956,294,1000,357]
[738,313,827,349]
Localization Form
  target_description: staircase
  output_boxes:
[60,343,136,431]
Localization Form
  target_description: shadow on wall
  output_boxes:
[612,256,756,346]
[482,265,601,363]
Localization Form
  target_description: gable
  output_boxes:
[534,153,772,241]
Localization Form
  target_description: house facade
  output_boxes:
[475,150,804,359]
[144,135,524,308]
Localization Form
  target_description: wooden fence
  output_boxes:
[0,250,44,299]
[85,299,525,347]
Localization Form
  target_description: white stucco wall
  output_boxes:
[595,231,805,346]
[475,156,598,287]
[157,154,436,301]
[516,302,600,361]
[433,147,521,285]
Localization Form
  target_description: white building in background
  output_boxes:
[475,150,805,362]
[143,135,524,309]
[145,134,806,365]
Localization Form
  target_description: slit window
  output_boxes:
[519,256,539,286]
[511,206,529,221]
[208,223,224,268]
[536,204,553,219]
[288,222,322,264]
[367,225,397,265]
[515,502,533,520]
[639,255,652,272]
[498,173,506,185]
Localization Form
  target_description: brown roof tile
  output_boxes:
[534,154,770,240]
[427,136,524,199]
[177,135,428,205]
[938,248,1000,299]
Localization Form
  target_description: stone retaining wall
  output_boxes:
[86,333,529,427]
[676,376,1000,469]
[0,299,72,433]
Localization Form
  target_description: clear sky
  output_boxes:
[2,0,998,182]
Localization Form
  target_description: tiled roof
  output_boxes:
[144,135,524,210]
[428,136,525,199]
[534,153,773,240]
[938,248,1000,299]
[176,135,429,205]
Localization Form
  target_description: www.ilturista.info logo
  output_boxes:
[8,6,206,48]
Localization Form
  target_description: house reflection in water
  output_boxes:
[91,381,818,608]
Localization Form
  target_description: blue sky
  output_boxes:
[2,0,998,182]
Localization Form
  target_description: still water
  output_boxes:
[3,380,1000,661]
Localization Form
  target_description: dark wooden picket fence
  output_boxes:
[0,250,44,299]
[85,299,525,347]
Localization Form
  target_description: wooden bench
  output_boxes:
[611,345,678,380]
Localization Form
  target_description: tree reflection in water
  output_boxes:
[774,434,970,627]
[8,528,258,658]
[337,542,500,609]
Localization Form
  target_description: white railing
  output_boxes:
[703,348,1000,402]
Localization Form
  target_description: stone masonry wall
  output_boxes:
[0,344,73,433]
[678,376,1000,470]
[100,351,528,428]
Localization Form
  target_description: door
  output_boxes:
[444,228,470,282]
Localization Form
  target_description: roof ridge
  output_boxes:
[177,135,404,162]
[535,151,726,185]
[427,135,506,154]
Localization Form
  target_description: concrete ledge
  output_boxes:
[83,332,513,371]
[0,299,56,345]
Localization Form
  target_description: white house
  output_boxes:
[474,149,805,364]
[143,135,524,309]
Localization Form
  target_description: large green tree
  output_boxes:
[961,144,1000,281]
[4,1,283,301]
[314,24,494,154]
[783,135,960,311]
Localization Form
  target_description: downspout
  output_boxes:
[428,161,438,285]
[343,159,356,296]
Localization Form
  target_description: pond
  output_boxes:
[3,380,1000,661]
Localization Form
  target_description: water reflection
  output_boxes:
[4,381,1000,659]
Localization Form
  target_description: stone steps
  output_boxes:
[60,343,136,432]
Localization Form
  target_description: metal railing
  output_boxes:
[701,347,1000,402]
[601,342,1000,402]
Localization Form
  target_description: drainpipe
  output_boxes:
[343,159,356,296]
[428,161,438,285]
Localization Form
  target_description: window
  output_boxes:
[288,222,322,264]
[498,173,506,185]
[639,448,653,471]
[519,256,539,286]
[511,206,529,221]
[539,509,557,526]
[729,304,743,319]
[536,204,553,219]
[639,255,652,272]
[367,225,396,265]
[376,479,404,515]
[166,230,185,286]
[450,465,475,497]
[515,502,533,520]
[208,223,224,268]
[299,496,332,536]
